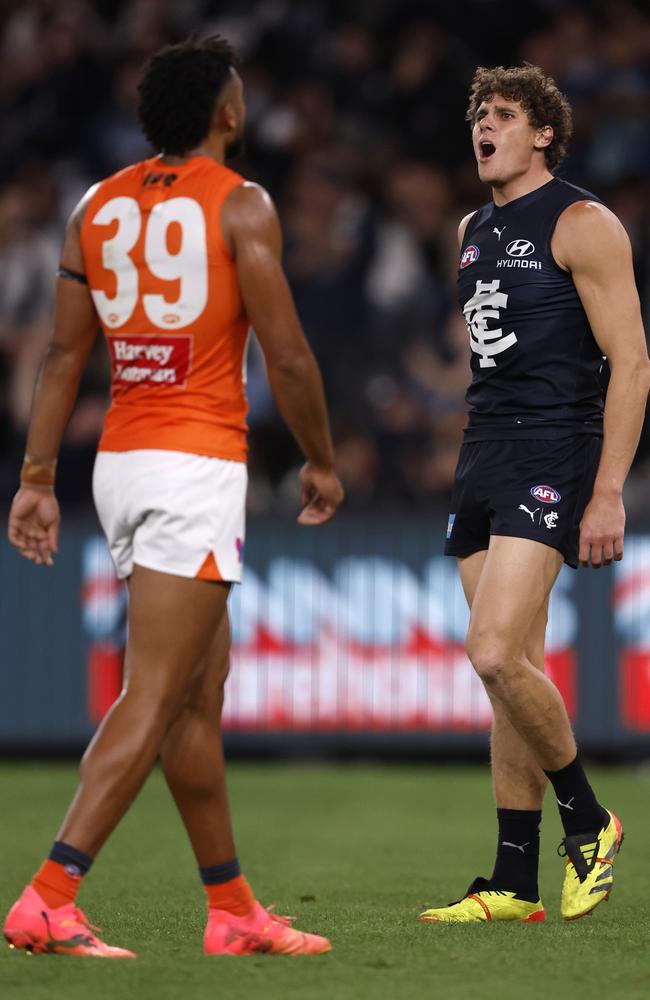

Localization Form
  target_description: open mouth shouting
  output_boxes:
[478,139,496,161]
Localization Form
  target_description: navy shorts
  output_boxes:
[444,436,602,568]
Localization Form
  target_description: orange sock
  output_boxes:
[205,874,255,916]
[31,859,84,909]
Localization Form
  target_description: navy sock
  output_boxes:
[544,756,608,837]
[199,858,241,885]
[489,808,541,901]
[48,841,94,877]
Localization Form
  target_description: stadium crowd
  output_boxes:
[0,0,649,513]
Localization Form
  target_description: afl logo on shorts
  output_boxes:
[530,484,561,504]
[506,239,535,257]
[460,245,480,268]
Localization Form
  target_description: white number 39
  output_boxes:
[89,196,208,330]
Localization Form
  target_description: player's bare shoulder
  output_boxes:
[552,200,631,273]
[458,211,476,251]
[59,183,102,272]
[221,181,280,255]
[226,180,274,215]
[69,183,102,233]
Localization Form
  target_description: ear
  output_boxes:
[534,124,554,151]
[220,99,238,133]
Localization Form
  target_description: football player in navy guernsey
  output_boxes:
[420,65,650,925]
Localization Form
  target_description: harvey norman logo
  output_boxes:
[497,238,541,270]
[109,334,192,387]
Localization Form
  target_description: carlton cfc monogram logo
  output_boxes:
[460,244,480,268]
[463,278,517,368]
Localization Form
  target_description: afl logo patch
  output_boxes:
[506,239,535,257]
[460,244,480,268]
[530,484,561,504]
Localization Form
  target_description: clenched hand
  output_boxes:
[297,463,344,526]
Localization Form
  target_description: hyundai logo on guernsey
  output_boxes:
[497,239,541,271]
[530,484,562,504]
[506,239,535,257]
[460,244,480,268]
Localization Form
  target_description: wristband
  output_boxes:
[21,455,57,487]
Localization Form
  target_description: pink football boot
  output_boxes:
[204,901,331,955]
[4,886,136,958]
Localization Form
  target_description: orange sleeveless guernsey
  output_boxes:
[81,155,248,461]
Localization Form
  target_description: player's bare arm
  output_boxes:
[7,190,98,566]
[222,181,343,525]
[553,202,650,568]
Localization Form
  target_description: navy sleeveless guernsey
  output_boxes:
[457,177,605,441]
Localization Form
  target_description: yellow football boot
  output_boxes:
[559,810,623,921]
[420,878,545,923]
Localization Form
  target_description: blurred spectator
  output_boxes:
[91,56,153,173]
[0,174,58,431]
[0,0,648,512]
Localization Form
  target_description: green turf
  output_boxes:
[0,762,648,1000]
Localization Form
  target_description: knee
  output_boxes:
[466,630,515,688]
[123,679,188,732]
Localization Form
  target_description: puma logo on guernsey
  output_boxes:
[518,505,540,522]
[493,225,506,240]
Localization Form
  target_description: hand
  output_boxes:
[8,486,60,566]
[578,491,625,568]
[297,463,344,526]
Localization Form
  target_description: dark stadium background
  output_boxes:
[0,0,649,755]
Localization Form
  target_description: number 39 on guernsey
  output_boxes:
[89,196,208,330]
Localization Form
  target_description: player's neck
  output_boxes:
[490,167,554,208]
[160,141,226,167]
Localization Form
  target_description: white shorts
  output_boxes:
[93,450,247,582]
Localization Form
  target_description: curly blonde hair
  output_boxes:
[466,64,573,171]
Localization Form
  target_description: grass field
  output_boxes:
[0,762,648,1000]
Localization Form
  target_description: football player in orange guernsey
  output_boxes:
[5,36,343,958]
